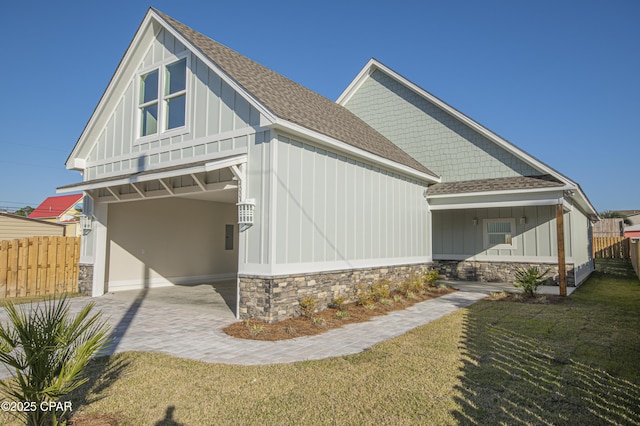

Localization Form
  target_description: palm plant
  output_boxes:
[514,267,550,297]
[0,297,110,425]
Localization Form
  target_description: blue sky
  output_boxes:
[1,0,638,212]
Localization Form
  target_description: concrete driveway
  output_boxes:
[0,278,574,379]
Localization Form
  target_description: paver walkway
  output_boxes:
[0,280,572,375]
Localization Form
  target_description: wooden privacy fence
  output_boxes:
[0,236,80,298]
[593,237,630,259]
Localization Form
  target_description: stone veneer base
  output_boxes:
[239,263,434,323]
[78,264,93,295]
[431,260,575,287]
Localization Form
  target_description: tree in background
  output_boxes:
[13,206,34,217]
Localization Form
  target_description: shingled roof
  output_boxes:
[427,175,564,196]
[153,9,437,179]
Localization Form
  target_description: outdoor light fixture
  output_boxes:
[472,218,478,226]
[237,199,256,225]
[520,217,527,225]
[80,214,93,231]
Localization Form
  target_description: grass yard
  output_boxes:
[2,273,639,425]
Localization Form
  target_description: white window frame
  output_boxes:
[483,218,517,250]
[136,53,190,143]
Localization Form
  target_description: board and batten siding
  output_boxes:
[432,206,573,260]
[569,206,595,284]
[269,134,430,272]
[84,28,262,181]
[343,69,540,182]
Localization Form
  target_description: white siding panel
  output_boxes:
[287,139,302,263]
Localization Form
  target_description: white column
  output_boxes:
[92,201,109,296]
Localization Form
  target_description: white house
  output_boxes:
[59,9,598,322]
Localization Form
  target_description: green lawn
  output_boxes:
[2,272,639,425]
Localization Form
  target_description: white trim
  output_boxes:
[426,185,574,199]
[434,254,575,264]
[106,272,237,292]
[429,198,563,210]
[238,256,433,277]
[272,121,440,184]
[83,127,264,171]
[135,53,190,143]
[58,153,247,193]
[337,59,598,218]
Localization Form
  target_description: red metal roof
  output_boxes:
[29,194,83,219]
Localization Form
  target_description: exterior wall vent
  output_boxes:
[237,199,255,225]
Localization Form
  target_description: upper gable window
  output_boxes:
[138,57,187,139]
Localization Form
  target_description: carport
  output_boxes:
[57,154,247,318]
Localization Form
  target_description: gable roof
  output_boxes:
[29,194,83,219]
[338,59,598,219]
[66,9,438,183]
[151,10,437,180]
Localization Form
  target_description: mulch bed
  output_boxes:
[223,286,456,341]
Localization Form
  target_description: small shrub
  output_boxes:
[312,317,326,327]
[336,310,349,320]
[393,295,403,303]
[423,269,441,287]
[299,297,317,318]
[329,296,346,311]
[370,281,391,302]
[250,324,264,336]
[365,304,377,310]
[399,278,423,296]
[406,291,416,300]
[380,298,392,306]
[356,284,375,306]
[514,267,550,297]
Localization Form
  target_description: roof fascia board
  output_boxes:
[152,11,277,125]
[427,185,574,199]
[57,154,247,193]
[337,59,598,217]
[271,119,440,184]
[429,198,564,211]
[336,58,378,105]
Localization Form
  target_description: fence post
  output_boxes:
[0,240,8,298]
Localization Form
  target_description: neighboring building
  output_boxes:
[29,194,83,236]
[0,212,66,241]
[624,224,640,239]
[615,210,640,226]
[58,9,598,322]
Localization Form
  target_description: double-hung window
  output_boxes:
[483,218,516,250]
[138,57,187,138]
